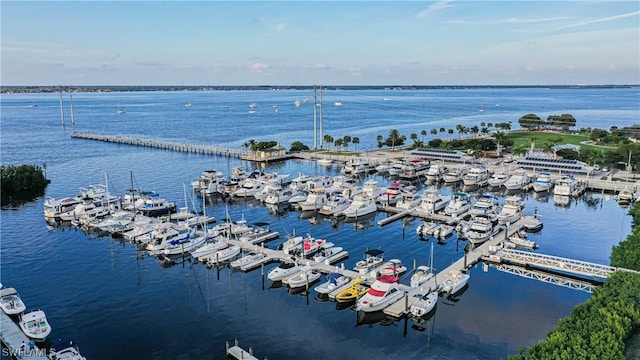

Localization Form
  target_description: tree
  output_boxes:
[439,127,446,136]
[334,138,343,151]
[430,128,438,139]
[518,114,545,130]
[386,129,405,150]
[529,136,537,152]
[448,129,454,138]
[376,135,384,149]
[243,139,257,151]
[420,130,427,143]
[456,124,464,138]
[352,137,360,152]
[323,134,334,150]
[471,125,479,138]
[342,135,351,151]
[512,144,528,157]
[289,141,309,152]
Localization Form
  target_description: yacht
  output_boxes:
[43,196,82,220]
[19,309,51,341]
[395,189,422,210]
[139,193,177,217]
[440,270,470,295]
[503,169,531,191]
[205,245,242,265]
[487,168,509,188]
[353,249,385,275]
[355,275,405,312]
[532,172,554,193]
[444,191,471,216]
[267,260,300,282]
[263,186,299,205]
[0,287,26,315]
[287,265,323,290]
[469,193,499,218]
[398,159,430,180]
[376,182,406,206]
[314,273,351,295]
[415,188,451,214]
[191,169,226,193]
[497,195,525,225]
[343,194,377,218]
[443,164,470,184]
[318,194,352,217]
[410,265,434,289]
[299,188,329,211]
[461,214,501,245]
[425,163,447,183]
[462,165,491,186]
[553,174,578,196]
[231,178,266,198]
[362,179,385,199]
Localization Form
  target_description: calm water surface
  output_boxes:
[1,88,637,359]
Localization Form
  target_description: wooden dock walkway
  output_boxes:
[0,312,49,359]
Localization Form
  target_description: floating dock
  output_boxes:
[0,312,49,359]
[226,339,261,360]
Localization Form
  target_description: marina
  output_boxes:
[2,87,637,359]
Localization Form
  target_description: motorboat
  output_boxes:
[410,265,434,289]
[415,188,451,214]
[376,182,406,206]
[410,290,438,318]
[378,259,407,277]
[553,174,578,196]
[497,195,525,225]
[444,192,471,216]
[440,270,470,295]
[58,200,110,222]
[191,238,228,260]
[162,232,208,256]
[443,164,469,184]
[205,245,242,265]
[362,179,385,199]
[487,168,509,188]
[508,231,538,249]
[425,163,447,183]
[343,194,377,218]
[288,236,332,257]
[395,188,421,210]
[532,172,554,193]
[191,169,226,194]
[279,235,304,254]
[416,221,438,237]
[432,224,455,238]
[314,273,351,295]
[122,217,160,242]
[335,278,369,303]
[317,157,333,166]
[19,309,51,341]
[43,196,82,220]
[503,169,531,191]
[462,214,501,245]
[237,222,275,242]
[299,188,329,211]
[287,190,309,206]
[264,186,299,205]
[49,338,87,360]
[231,178,266,198]
[353,249,385,275]
[139,193,177,217]
[287,265,322,290]
[230,251,268,269]
[0,287,26,315]
[318,194,352,217]
[145,225,196,255]
[616,188,636,205]
[267,260,300,282]
[312,246,344,263]
[470,193,499,218]
[355,275,405,312]
[462,165,490,186]
[398,159,430,180]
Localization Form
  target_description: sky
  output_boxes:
[1,1,639,86]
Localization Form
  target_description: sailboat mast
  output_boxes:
[68,86,75,126]
[313,85,317,150]
[58,86,65,126]
[319,85,323,149]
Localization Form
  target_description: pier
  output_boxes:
[0,312,48,359]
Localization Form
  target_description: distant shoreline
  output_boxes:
[1,84,638,94]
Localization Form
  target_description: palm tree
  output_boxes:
[471,125,479,138]
[388,129,402,150]
[430,128,438,139]
[456,124,464,139]
[334,138,343,151]
[323,134,334,150]
[492,131,507,156]
[439,128,446,137]
[529,136,538,152]
[448,129,454,139]
[512,144,528,157]
[352,137,360,152]
[342,135,351,151]
[376,135,384,149]
[243,139,257,152]
[420,130,427,143]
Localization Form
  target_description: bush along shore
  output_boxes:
[1,164,50,206]
[510,202,640,359]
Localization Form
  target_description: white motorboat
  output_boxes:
[264,186,299,205]
[314,273,351,295]
[395,189,422,210]
[444,192,471,216]
[318,194,352,217]
[267,261,300,282]
[462,214,501,245]
[503,169,531,191]
[145,225,196,255]
[232,178,266,198]
[462,165,490,186]
[287,190,309,205]
[362,179,384,199]
[44,196,82,219]
[497,195,525,225]
[312,246,344,263]
[440,269,470,295]
[19,309,51,341]
[616,188,636,205]
[317,157,333,166]
[410,265,434,289]
[0,287,26,315]
[343,194,377,218]
[288,236,332,257]
[410,290,438,318]
[443,164,469,184]
[415,188,451,214]
[355,275,405,312]
[58,200,111,222]
[470,193,499,218]
[432,224,455,238]
[416,221,438,236]
[398,159,430,180]
[191,169,226,193]
[162,232,208,256]
[425,163,447,183]
[353,249,385,275]
[49,339,87,360]
[487,168,509,188]
[287,266,322,289]
[532,172,554,193]
[508,231,538,249]
[553,174,578,196]
[205,245,242,265]
[299,188,329,211]
[376,182,406,206]
[121,216,158,241]
[191,238,228,260]
[139,193,177,217]
[378,259,407,276]
[230,251,268,269]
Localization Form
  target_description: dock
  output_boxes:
[0,312,49,359]
[377,206,465,227]
[226,339,261,360]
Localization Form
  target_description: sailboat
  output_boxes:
[410,243,438,317]
[117,104,126,114]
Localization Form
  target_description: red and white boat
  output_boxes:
[355,275,405,312]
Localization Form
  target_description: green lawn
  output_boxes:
[506,130,607,151]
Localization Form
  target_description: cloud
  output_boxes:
[250,63,270,72]
[272,22,287,32]
[554,10,640,30]
[415,1,454,18]
[447,16,572,26]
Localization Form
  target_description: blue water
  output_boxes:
[0,88,637,359]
